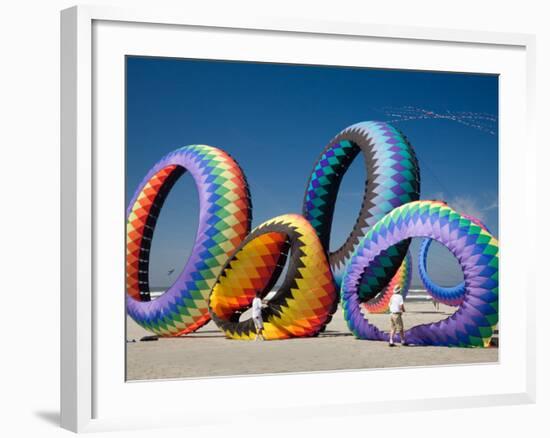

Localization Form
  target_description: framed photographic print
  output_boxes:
[61,4,536,433]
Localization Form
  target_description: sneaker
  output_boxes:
[402,342,409,346]
[389,343,396,347]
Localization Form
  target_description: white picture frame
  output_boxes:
[60,4,536,433]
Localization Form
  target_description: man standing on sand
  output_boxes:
[252,294,265,341]
[389,285,408,347]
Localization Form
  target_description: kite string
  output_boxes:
[381,105,497,136]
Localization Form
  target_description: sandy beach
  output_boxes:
[126,301,498,381]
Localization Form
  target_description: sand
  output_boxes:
[126,301,498,381]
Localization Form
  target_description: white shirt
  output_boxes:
[389,294,404,314]
[252,297,263,319]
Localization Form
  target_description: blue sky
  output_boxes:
[126,56,498,289]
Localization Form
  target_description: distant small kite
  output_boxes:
[167,269,175,276]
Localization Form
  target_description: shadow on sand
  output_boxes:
[319,331,354,338]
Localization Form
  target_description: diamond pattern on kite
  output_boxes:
[126,145,252,336]
[341,200,499,347]
[209,214,337,340]
[362,251,412,314]
[302,121,421,299]
[418,211,490,306]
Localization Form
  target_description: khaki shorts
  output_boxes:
[390,313,404,331]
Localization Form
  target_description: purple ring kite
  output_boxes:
[342,200,499,347]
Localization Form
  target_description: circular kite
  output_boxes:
[126,145,252,336]
[208,214,337,340]
[341,200,499,348]
[418,211,490,306]
[302,121,421,300]
[362,251,412,314]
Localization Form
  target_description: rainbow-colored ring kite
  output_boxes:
[341,200,499,347]
[209,214,336,340]
[302,121,421,299]
[126,145,251,336]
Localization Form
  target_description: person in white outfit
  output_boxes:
[252,294,265,341]
[388,285,408,347]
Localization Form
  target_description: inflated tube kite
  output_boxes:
[341,200,499,347]
[302,121,421,301]
[208,214,336,340]
[126,145,252,336]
